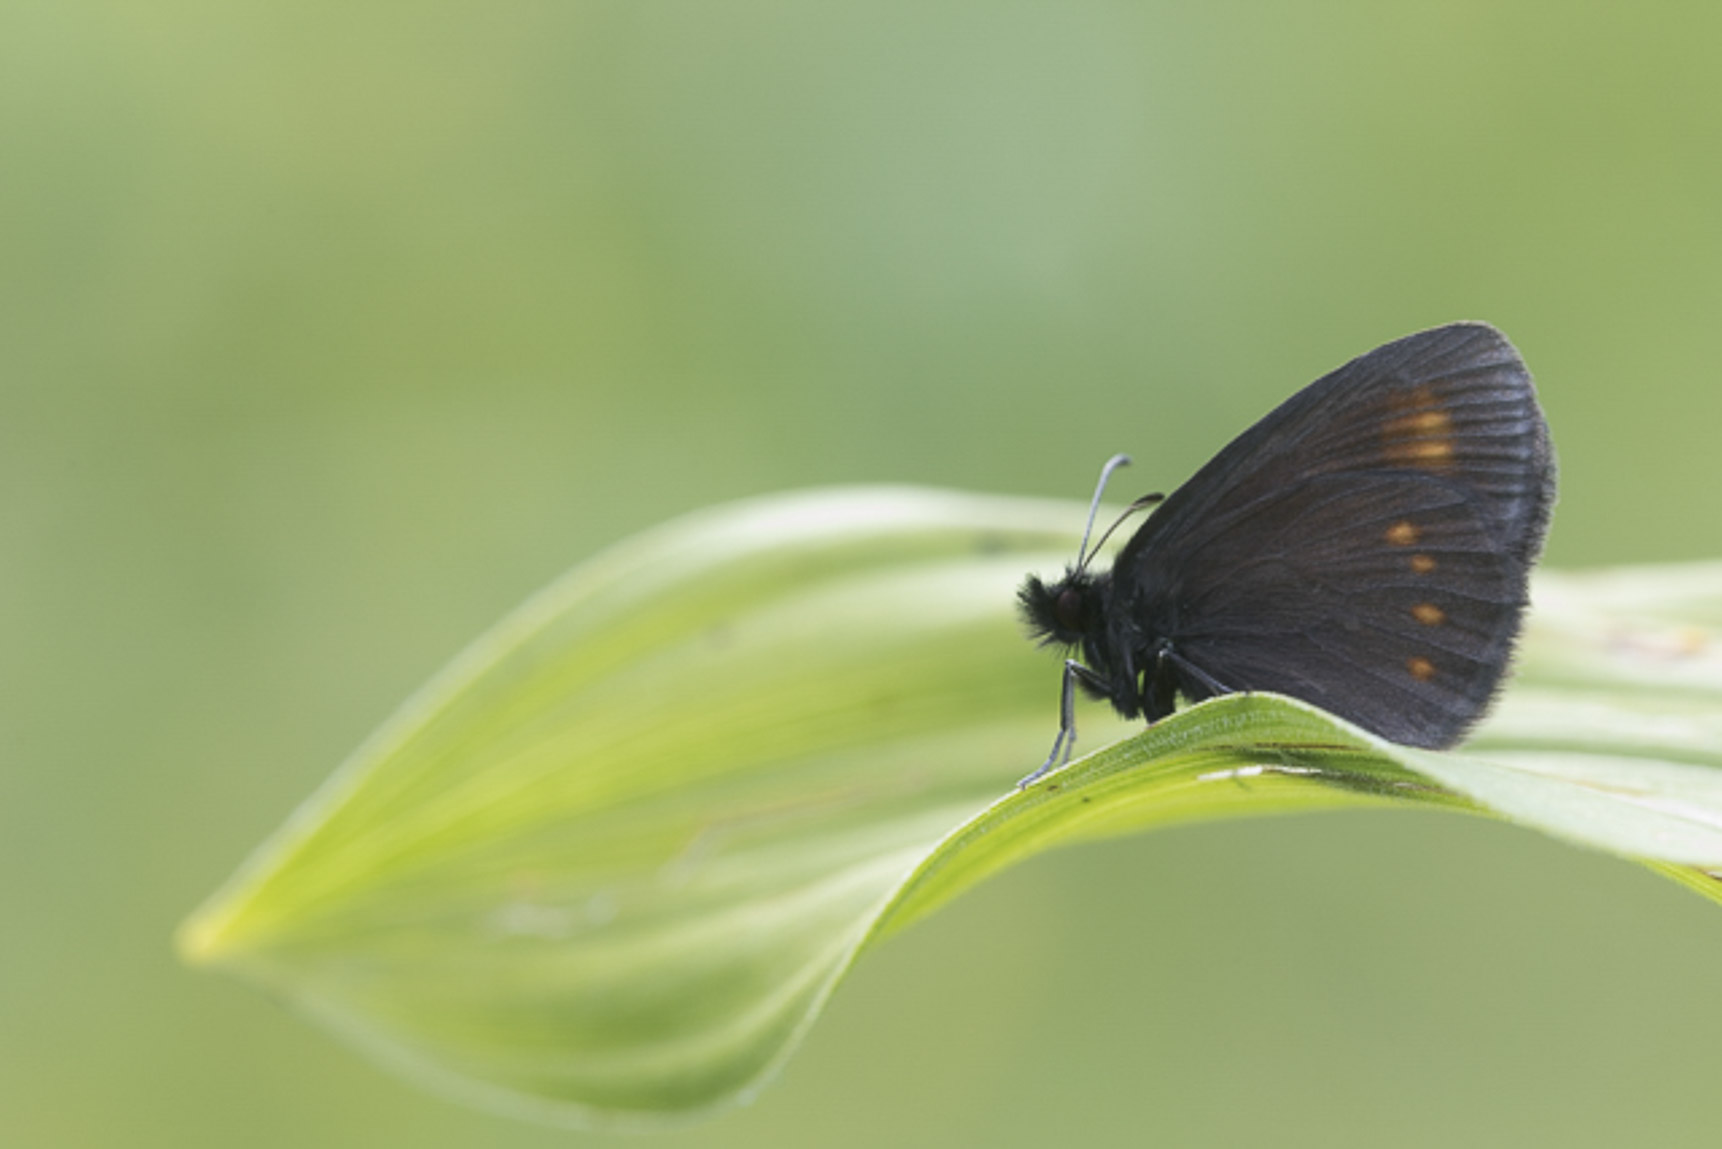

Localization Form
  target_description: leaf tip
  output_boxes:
[174,892,253,968]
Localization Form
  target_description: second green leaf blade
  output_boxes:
[178,488,1722,1129]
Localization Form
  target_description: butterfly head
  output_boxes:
[1019,454,1148,650]
[1018,569,1103,648]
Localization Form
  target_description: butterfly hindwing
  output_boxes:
[1137,472,1524,746]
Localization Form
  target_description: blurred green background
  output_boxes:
[7,3,1722,1146]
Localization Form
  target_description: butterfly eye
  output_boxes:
[1055,587,1085,632]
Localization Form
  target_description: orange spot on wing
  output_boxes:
[1411,603,1445,626]
[1392,439,1455,465]
[1406,656,1436,681]
[1381,387,1456,472]
[1410,553,1437,573]
[1385,520,1420,546]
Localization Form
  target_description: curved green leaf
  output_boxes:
[178,488,1722,1129]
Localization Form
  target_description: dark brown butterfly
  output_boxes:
[1018,322,1556,785]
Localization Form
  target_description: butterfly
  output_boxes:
[1017,322,1556,785]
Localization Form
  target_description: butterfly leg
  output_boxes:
[1143,642,1181,721]
[1164,648,1231,700]
[1018,659,1098,788]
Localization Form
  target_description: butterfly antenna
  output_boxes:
[1082,491,1166,564]
[1073,454,1132,572]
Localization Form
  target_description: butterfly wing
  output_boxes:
[1113,322,1555,747]
[1145,472,1523,745]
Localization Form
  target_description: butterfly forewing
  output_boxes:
[1120,323,1553,572]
